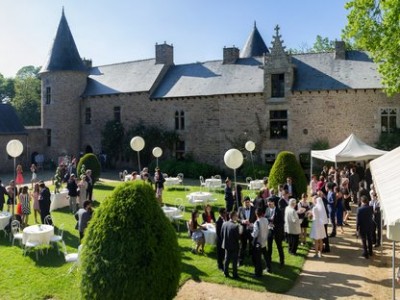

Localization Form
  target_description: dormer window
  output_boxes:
[271,73,285,98]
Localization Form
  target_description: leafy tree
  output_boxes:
[0,73,15,102]
[101,120,125,167]
[343,0,400,96]
[376,129,400,150]
[12,65,41,125]
[80,182,181,300]
[312,35,336,52]
[268,151,307,197]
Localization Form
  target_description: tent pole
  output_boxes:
[392,241,395,300]
[310,155,313,184]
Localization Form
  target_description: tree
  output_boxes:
[343,0,400,96]
[0,73,15,102]
[268,151,307,197]
[12,65,41,125]
[312,35,336,52]
[101,120,125,167]
[80,182,181,300]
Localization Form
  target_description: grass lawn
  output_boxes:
[0,180,309,299]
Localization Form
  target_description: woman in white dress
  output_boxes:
[309,196,328,258]
[78,175,88,208]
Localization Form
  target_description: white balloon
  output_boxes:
[6,139,24,157]
[130,136,145,151]
[245,141,256,152]
[224,148,244,169]
[152,147,163,158]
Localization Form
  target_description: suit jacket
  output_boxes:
[357,204,374,234]
[278,197,288,212]
[202,211,216,224]
[238,206,257,230]
[216,216,224,241]
[252,197,266,213]
[265,206,284,234]
[284,183,297,199]
[221,220,240,251]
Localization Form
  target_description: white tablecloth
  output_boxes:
[164,177,180,186]
[187,192,212,204]
[0,212,11,230]
[23,224,54,245]
[203,223,216,245]
[249,180,264,190]
[205,178,222,189]
[50,190,69,212]
[162,206,179,221]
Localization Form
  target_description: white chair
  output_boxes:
[172,205,185,233]
[246,177,253,189]
[175,198,183,207]
[199,176,206,189]
[163,173,168,178]
[50,224,65,255]
[24,236,42,261]
[214,175,221,180]
[10,220,23,247]
[177,173,184,184]
[63,243,81,273]
[44,215,53,225]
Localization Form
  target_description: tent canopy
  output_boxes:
[370,146,400,227]
[311,133,387,163]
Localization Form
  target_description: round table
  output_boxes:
[202,223,216,245]
[162,206,179,221]
[187,192,213,204]
[164,177,180,186]
[22,224,54,245]
[0,212,11,230]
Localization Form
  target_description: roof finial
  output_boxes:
[254,20,257,28]
[274,24,280,36]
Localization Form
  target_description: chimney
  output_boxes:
[334,41,346,60]
[155,42,174,65]
[223,46,239,64]
[82,58,92,68]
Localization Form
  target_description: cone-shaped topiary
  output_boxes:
[77,153,101,183]
[268,151,307,198]
[80,181,181,300]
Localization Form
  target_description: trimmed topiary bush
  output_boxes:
[80,181,181,300]
[77,153,101,183]
[268,151,307,198]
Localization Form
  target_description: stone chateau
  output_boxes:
[0,10,398,172]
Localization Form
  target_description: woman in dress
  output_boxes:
[309,196,328,258]
[188,210,206,254]
[30,164,37,189]
[335,186,345,234]
[284,198,302,255]
[31,183,40,223]
[16,164,24,185]
[298,193,311,245]
[154,168,165,205]
[341,178,351,226]
[224,178,234,213]
[78,175,88,208]
[202,204,216,224]
[19,186,31,226]
[309,175,318,195]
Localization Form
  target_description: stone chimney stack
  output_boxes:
[82,58,92,68]
[223,46,240,64]
[335,41,346,60]
[155,42,174,65]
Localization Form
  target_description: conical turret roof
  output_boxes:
[240,22,268,58]
[40,9,86,73]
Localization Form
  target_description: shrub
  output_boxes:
[80,182,181,300]
[268,151,307,198]
[77,153,101,183]
[376,129,400,150]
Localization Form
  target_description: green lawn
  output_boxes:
[0,180,309,299]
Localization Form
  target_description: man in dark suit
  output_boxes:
[284,177,297,199]
[39,181,52,225]
[267,188,280,208]
[216,207,227,271]
[238,196,256,265]
[357,195,374,258]
[265,197,285,272]
[278,189,290,212]
[221,211,240,279]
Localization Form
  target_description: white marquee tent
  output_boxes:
[370,146,400,300]
[310,133,388,176]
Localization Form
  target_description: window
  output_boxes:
[175,110,185,130]
[175,140,185,160]
[271,73,285,98]
[381,108,397,133]
[270,110,288,139]
[85,107,91,125]
[45,87,51,104]
[264,152,276,164]
[114,106,121,123]
[47,129,52,147]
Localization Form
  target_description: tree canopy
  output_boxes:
[343,0,400,96]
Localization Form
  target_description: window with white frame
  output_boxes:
[381,108,397,133]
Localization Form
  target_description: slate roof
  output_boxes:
[152,58,264,99]
[292,51,382,91]
[240,23,269,58]
[83,59,166,96]
[40,10,86,73]
[0,104,26,135]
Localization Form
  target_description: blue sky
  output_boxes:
[0,0,349,77]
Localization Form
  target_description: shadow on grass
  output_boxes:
[95,183,116,191]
